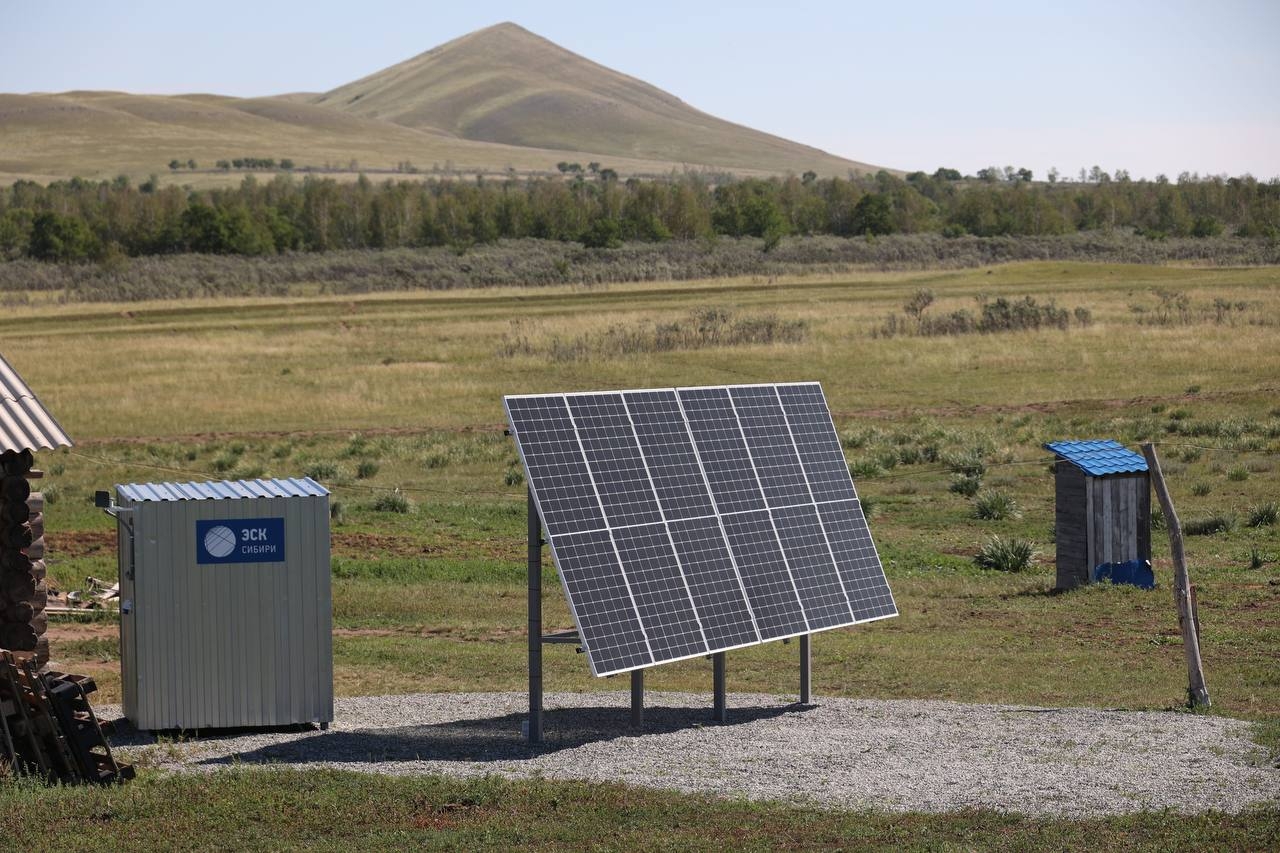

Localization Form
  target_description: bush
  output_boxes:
[945,450,987,478]
[848,459,882,479]
[1247,501,1278,528]
[355,460,380,479]
[371,490,413,514]
[504,466,525,487]
[974,535,1038,572]
[1227,466,1249,482]
[1184,513,1237,536]
[949,474,983,497]
[304,461,340,481]
[973,490,1022,520]
[329,500,346,524]
[1191,482,1211,496]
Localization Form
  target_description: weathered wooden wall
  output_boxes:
[1055,466,1151,590]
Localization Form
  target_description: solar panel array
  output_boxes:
[505,383,897,676]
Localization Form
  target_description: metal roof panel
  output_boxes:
[118,477,329,502]
[0,354,72,453]
[1044,439,1148,476]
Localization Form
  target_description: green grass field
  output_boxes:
[3,260,1278,847]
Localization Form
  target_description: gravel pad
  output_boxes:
[103,692,1279,817]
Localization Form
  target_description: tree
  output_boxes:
[169,159,182,171]
[29,211,95,262]
[850,193,893,235]
[1016,168,1033,183]
[1047,167,1059,184]
[932,167,962,181]
[802,170,818,185]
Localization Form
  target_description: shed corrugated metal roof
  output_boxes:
[118,477,329,502]
[0,353,73,453]
[1044,439,1148,476]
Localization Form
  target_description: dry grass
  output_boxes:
[3,261,1277,440]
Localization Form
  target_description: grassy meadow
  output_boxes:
[2,260,1278,846]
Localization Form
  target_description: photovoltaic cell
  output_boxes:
[505,396,606,537]
[505,383,897,677]
[623,390,716,521]
[551,529,653,673]
[566,393,663,529]
[610,524,707,660]
[770,504,853,630]
[721,510,808,640]
[819,500,897,621]
[776,383,859,504]
[668,516,758,650]
[677,387,766,515]
[729,386,812,509]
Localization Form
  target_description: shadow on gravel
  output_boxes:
[173,702,810,767]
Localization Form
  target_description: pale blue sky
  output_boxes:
[3,1,1277,178]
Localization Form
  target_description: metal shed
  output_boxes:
[1044,440,1151,591]
[112,478,333,730]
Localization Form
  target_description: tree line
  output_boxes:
[0,169,1276,263]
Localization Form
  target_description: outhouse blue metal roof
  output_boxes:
[118,477,329,502]
[1044,440,1148,477]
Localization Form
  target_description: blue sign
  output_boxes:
[196,517,286,564]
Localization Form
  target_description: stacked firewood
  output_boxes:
[0,449,47,668]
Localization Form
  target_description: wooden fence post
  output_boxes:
[1141,443,1211,708]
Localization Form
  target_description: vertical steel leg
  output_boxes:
[712,652,727,723]
[631,669,644,728]
[528,489,543,744]
[799,633,812,705]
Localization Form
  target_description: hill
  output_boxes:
[315,23,878,177]
[0,23,890,185]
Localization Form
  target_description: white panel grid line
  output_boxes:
[618,394,711,655]
[720,388,812,635]
[560,396,657,666]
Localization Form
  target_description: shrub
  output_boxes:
[1226,466,1249,482]
[504,466,525,487]
[1191,482,1211,496]
[371,490,413,514]
[949,474,983,497]
[859,495,880,518]
[848,459,882,479]
[1151,506,1166,530]
[974,535,1038,572]
[1184,513,1237,536]
[355,460,380,479]
[41,483,61,505]
[211,453,238,473]
[1249,547,1264,570]
[304,461,340,481]
[1247,501,1278,528]
[945,449,987,478]
[329,500,346,524]
[973,490,1022,520]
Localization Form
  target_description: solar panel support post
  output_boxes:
[527,489,544,744]
[630,669,644,728]
[712,652,727,723]
[799,633,812,705]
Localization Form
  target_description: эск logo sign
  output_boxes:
[196,518,286,564]
[203,525,237,559]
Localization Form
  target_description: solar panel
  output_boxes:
[506,382,897,676]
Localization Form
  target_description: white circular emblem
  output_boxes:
[204,525,237,558]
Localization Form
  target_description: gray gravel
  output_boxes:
[101,691,1279,817]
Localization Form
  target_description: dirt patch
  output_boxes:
[334,626,537,643]
[46,530,116,558]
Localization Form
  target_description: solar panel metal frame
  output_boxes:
[505,383,897,677]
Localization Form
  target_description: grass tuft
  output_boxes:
[974,535,1038,572]
[371,490,413,514]
[1247,501,1278,528]
[973,490,1022,520]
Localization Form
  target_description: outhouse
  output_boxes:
[110,478,333,730]
[1044,440,1151,591]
